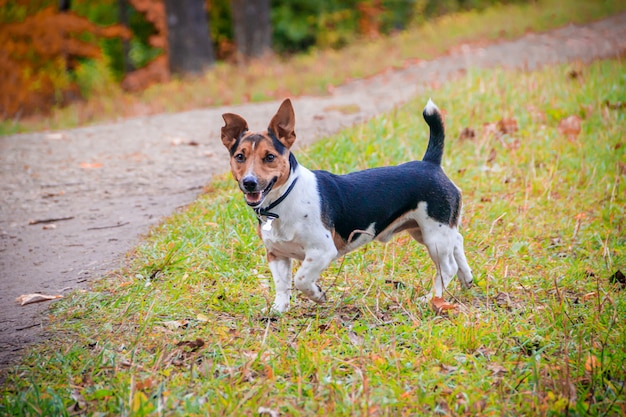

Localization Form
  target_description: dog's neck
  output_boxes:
[254,173,299,222]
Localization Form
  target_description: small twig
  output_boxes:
[87,221,129,230]
[488,212,507,236]
[29,216,74,225]
[347,228,375,244]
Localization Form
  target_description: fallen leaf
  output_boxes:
[609,270,625,288]
[430,297,458,316]
[494,292,512,309]
[482,122,498,138]
[258,406,279,417]
[163,320,188,330]
[581,292,596,301]
[439,363,458,374]
[46,133,65,140]
[458,127,476,141]
[568,69,583,80]
[80,162,103,169]
[176,338,204,350]
[486,148,497,164]
[585,355,599,373]
[487,362,508,376]
[196,313,210,322]
[348,331,364,347]
[67,388,87,413]
[558,115,582,141]
[16,293,63,306]
[497,118,518,135]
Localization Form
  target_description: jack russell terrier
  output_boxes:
[221,99,472,313]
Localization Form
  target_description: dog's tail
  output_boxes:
[422,99,445,165]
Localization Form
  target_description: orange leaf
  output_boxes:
[80,162,103,169]
[585,355,599,373]
[430,297,458,315]
[558,115,582,141]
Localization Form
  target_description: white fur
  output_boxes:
[260,165,473,313]
[260,166,336,312]
[424,98,438,116]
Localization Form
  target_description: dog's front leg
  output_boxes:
[293,249,335,304]
[267,252,292,313]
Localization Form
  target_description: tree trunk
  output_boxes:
[163,0,215,75]
[118,0,134,73]
[231,0,271,60]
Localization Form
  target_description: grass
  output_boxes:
[2,57,625,415]
[1,0,626,135]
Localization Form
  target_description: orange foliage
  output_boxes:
[121,55,169,92]
[357,0,383,39]
[121,0,169,92]
[128,0,166,48]
[0,6,130,118]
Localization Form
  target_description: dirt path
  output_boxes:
[1,14,625,369]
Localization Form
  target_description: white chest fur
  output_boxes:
[258,167,337,261]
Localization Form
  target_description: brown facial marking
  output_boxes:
[221,99,297,206]
[229,133,291,191]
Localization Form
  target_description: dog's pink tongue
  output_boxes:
[246,192,261,204]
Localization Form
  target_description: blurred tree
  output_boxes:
[0,1,130,117]
[163,0,215,74]
[118,0,134,73]
[231,0,271,60]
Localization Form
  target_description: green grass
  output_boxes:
[2,0,625,135]
[2,58,625,415]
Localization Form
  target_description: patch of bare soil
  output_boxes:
[1,13,625,370]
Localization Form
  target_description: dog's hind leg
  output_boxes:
[453,232,473,289]
[268,253,293,313]
[418,229,459,300]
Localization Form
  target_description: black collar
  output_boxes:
[254,177,299,221]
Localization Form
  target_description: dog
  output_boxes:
[221,98,472,313]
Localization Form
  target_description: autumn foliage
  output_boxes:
[121,0,169,92]
[0,2,130,118]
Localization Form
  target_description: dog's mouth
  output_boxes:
[245,192,263,206]
[244,177,277,207]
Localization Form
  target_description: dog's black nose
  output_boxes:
[242,176,258,191]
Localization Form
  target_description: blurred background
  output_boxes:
[0,0,521,125]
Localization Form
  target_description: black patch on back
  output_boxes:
[314,161,461,243]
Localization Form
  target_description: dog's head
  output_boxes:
[221,99,296,207]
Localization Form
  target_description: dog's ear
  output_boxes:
[268,98,296,149]
[221,113,248,150]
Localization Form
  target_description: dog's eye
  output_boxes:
[234,153,245,163]
[264,154,276,163]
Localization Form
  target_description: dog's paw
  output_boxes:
[311,284,327,304]
[270,298,290,314]
[458,271,474,289]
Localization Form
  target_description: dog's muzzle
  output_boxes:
[241,176,276,207]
